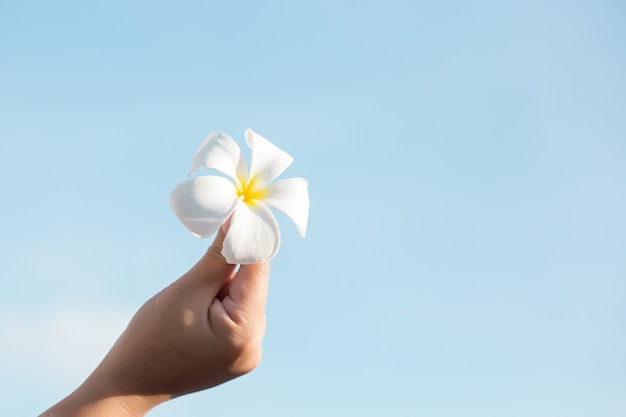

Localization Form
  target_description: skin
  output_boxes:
[40,223,269,417]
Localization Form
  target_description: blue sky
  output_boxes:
[1,0,625,415]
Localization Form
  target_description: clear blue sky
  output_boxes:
[1,1,625,415]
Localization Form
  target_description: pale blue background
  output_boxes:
[1,1,625,416]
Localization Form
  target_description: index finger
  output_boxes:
[225,261,270,319]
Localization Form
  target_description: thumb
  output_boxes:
[204,220,234,270]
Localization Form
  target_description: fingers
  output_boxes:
[211,261,269,359]
[177,223,237,296]
[174,218,270,325]
[227,261,271,317]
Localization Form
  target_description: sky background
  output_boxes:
[1,0,625,415]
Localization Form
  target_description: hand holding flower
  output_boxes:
[40,225,269,417]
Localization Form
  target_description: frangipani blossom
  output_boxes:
[170,129,309,264]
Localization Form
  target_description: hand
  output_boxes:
[40,224,270,417]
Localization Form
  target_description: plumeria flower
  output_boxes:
[170,129,309,264]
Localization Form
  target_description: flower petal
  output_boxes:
[170,176,239,238]
[245,128,293,188]
[222,200,281,264]
[189,132,248,185]
[263,178,309,237]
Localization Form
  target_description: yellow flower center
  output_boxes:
[238,177,266,205]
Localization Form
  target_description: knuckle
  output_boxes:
[224,322,265,373]
[204,244,226,264]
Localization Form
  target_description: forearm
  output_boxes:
[39,373,168,417]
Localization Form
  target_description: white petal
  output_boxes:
[263,178,309,237]
[222,200,281,264]
[245,128,293,188]
[189,132,248,184]
[170,176,239,238]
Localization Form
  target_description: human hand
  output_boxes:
[40,223,269,417]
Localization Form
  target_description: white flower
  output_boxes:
[170,129,309,264]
